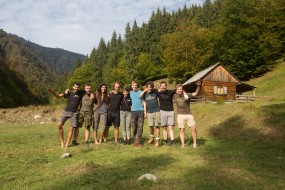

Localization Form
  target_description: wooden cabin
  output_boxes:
[183,62,255,102]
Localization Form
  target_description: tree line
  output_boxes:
[67,0,284,91]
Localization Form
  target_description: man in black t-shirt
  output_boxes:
[141,81,176,146]
[105,82,123,143]
[49,83,85,148]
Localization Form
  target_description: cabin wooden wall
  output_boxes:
[203,65,239,83]
[201,81,236,101]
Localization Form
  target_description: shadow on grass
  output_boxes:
[46,154,176,189]
[260,103,285,128]
[178,111,285,189]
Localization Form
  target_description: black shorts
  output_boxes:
[107,110,120,127]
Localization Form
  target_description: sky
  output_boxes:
[0,0,204,55]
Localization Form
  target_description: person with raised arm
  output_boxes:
[141,81,176,146]
[48,82,86,148]
[172,81,201,148]
[142,81,161,147]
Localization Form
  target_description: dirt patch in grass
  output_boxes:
[0,106,63,125]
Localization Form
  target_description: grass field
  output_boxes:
[1,62,285,190]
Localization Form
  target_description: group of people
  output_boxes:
[48,80,201,148]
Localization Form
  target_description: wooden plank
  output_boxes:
[203,65,239,83]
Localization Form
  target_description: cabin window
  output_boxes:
[214,86,227,95]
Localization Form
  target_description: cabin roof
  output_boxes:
[183,62,241,86]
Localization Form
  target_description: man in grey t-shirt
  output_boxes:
[142,81,161,147]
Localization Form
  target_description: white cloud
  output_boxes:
[0,0,205,54]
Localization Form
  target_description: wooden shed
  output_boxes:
[183,62,254,102]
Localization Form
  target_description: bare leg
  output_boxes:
[191,125,197,148]
[114,127,119,143]
[94,130,99,144]
[163,126,168,140]
[99,131,104,144]
[58,123,65,148]
[73,127,79,142]
[104,126,109,143]
[180,128,185,148]
[65,127,74,148]
[85,128,90,142]
[169,125,175,141]
[147,126,154,144]
[155,126,160,139]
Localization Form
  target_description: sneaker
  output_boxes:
[163,140,168,145]
[84,141,88,145]
[147,137,154,144]
[123,140,127,145]
[134,143,141,147]
[71,140,79,146]
[127,139,131,145]
[155,140,160,147]
[193,143,197,148]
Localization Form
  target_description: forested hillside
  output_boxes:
[0,29,85,108]
[68,0,285,89]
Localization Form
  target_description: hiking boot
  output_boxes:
[123,140,127,145]
[147,137,154,144]
[127,139,131,145]
[71,140,79,146]
[155,140,160,147]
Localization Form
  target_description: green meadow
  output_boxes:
[1,62,285,190]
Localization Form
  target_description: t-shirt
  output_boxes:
[96,101,107,113]
[154,89,176,111]
[143,92,160,113]
[64,90,84,112]
[120,96,132,112]
[81,93,94,113]
[108,92,123,112]
[173,93,192,114]
[130,90,143,111]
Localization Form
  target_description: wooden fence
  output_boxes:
[236,95,256,102]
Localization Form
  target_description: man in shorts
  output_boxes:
[154,81,176,146]
[142,81,161,147]
[173,81,201,148]
[105,82,123,143]
[48,83,85,148]
[77,84,94,145]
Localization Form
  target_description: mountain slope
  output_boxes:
[0,29,85,107]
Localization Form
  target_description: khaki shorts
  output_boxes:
[59,111,79,128]
[160,110,175,127]
[147,112,161,127]
[177,114,196,128]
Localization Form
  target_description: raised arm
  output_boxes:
[48,89,64,98]
[191,81,201,96]
[140,88,148,98]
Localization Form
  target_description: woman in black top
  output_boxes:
[120,88,132,144]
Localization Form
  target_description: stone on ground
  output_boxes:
[61,153,72,159]
[138,173,157,182]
